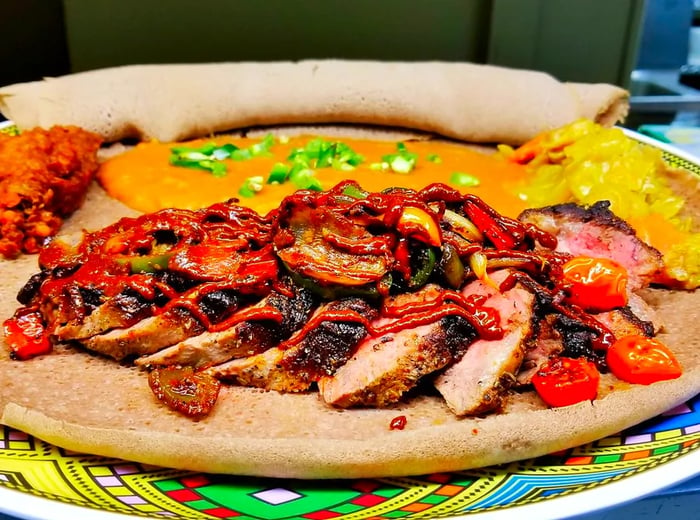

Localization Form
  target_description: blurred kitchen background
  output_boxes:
[1,0,700,144]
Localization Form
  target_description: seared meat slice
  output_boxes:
[519,201,663,289]
[592,306,654,338]
[80,308,204,360]
[136,286,315,369]
[209,298,376,392]
[517,303,654,386]
[516,315,563,386]
[434,271,535,416]
[319,315,473,408]
[53,289,152,341]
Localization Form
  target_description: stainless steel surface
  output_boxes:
[630,69,700,112]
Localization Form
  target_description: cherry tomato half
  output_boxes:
[532,356,600,408]
[148,365,221,418]
[2,308,52,360]
[606,335,682,385]
[560,256,628,312]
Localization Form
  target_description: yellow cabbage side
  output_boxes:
[499,119,700,287]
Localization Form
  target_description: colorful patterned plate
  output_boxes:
[0,121,699,520]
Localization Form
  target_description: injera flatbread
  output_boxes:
[0,60,629,145]
[0,127,698,479]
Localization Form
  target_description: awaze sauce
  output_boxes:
[97,133,684,256]
[97,135,531,218]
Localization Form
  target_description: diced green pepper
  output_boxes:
[267,162,290,184]
[341,184,369,199]
[116,253,173,273]
[238,175,264,197]
[449,171,481,187]
[409,247,437,288]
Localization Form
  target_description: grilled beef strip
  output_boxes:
[136,284,315,370]
[53,288,153,341]
[80,308,205,360]
[516,303,653,386]
[516,315,563,386]
[318,286,478,408]
[519,201,664,290]
[208,297,377,392]
[78,288,241,361]
[592,306,654,338]
[434,270,536,416]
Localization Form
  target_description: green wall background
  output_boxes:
[1,0,645,88]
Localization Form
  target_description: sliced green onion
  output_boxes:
[267,162,290,184]
[426,153,442,163]
[249,133,275,156]
[369,161,389,171]
[316,142,337,168]
[289,167,322,191]
[388,154,414,174]
[381,142,418,174]
[287,138,363,171]
[229,148,253,161]
[449,171,481,187]
[238,175,264,198]
[169,135,277,176]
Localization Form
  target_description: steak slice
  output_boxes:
[209,298,377,392]
[318,286,477,408]
[519,201,663,289]
[592,306,654,339]
[135,286,315,370]
[434,271,536,416]
[517,302,654,387]
[53,289,152,341]
[80,308,203,360]
[516,315,563,386]
[318,316,472,408]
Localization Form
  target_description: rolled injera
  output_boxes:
[0,60,628,145]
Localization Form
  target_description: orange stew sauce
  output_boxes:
[98,136,530,217]
[97,134,678,253]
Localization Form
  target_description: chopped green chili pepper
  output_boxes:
[263,137,365,192]
[409,247,437,288]
[286,268,382,300]
[169,134,277,176]
[116,253,173,273]
[267,162,290,184]
[238,175,264,198]
[289,167,322,191]
[341,184,369,199]
[375,142,419,174]
[449,171,481,187]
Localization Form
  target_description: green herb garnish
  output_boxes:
[370,142,418,174]
[449,171,481,188]
[265,137,365,190]
[238,175,265,198]
[169,134,277,176]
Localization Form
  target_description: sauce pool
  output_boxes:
[97,134,679,253]
[97,135,531,218]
